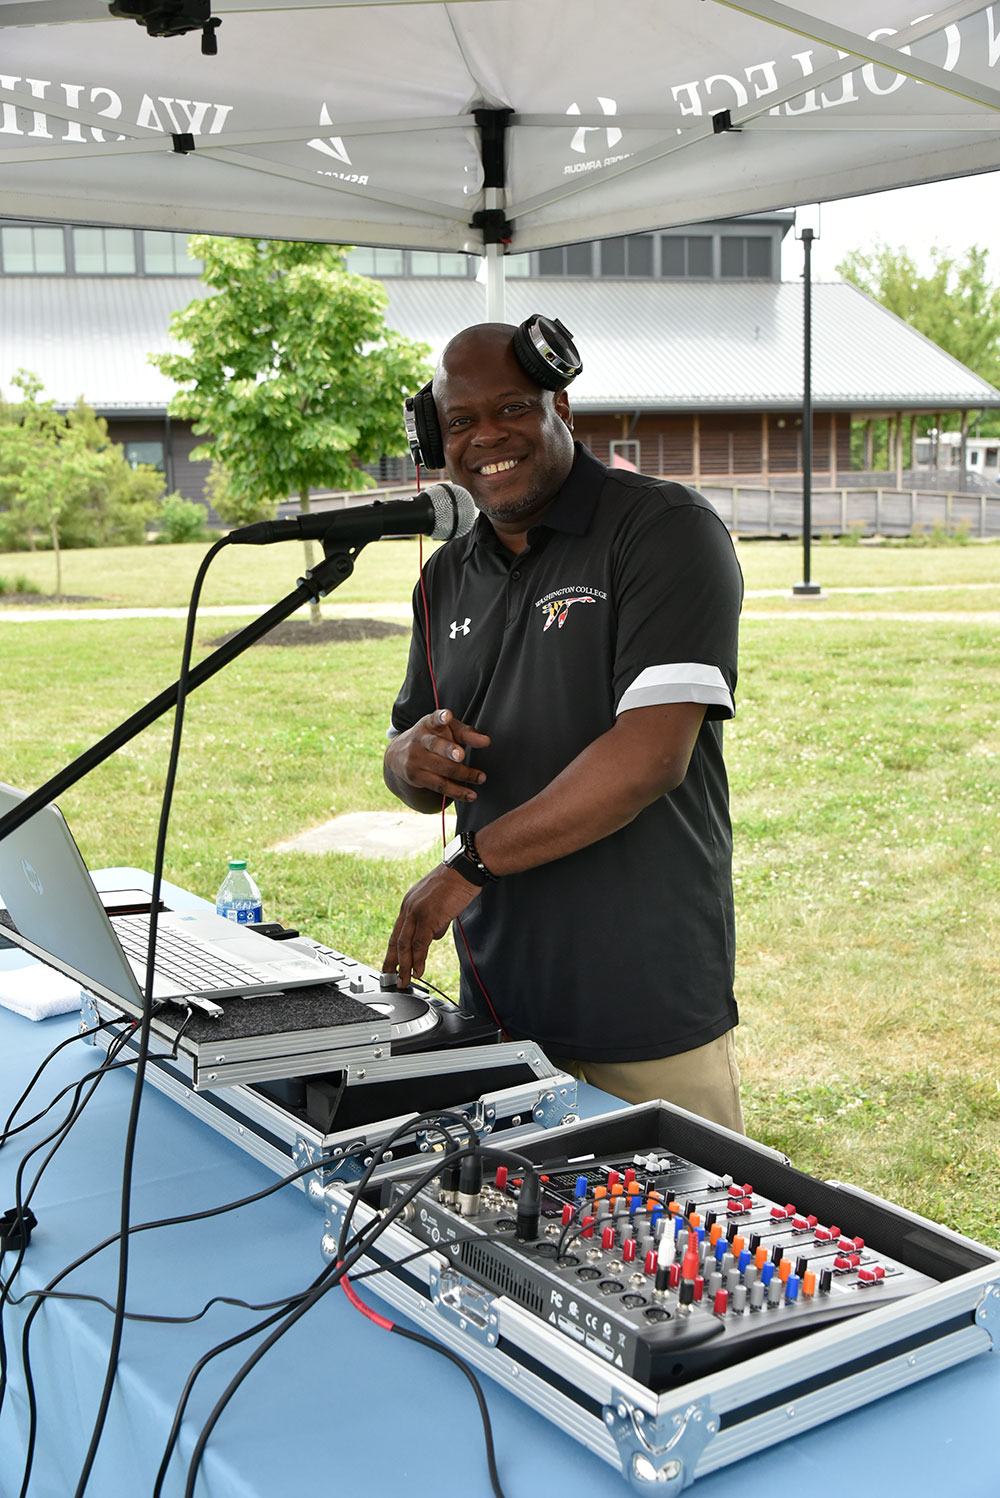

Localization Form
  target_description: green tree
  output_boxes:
[837,243,1000,439]
[0,372,72,588]
[202,459,274,528]
[0,375,164,591]
[58,399,163,548]
[150,237,432,621]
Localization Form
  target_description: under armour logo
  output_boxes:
[567,97,622,155]
[450,618,471,639]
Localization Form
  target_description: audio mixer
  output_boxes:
[385,1139,942,1388]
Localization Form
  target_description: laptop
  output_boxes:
[0,782,338,1013]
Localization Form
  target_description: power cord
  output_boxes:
[1,1014,116,1143]
[70,534,231,1498]
[171,1116,541,1498]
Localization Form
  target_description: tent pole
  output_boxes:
[474,108,513,325]
[794,225,821,597]
[483,215,506,322]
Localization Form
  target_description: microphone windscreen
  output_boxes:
[424,483,477,541]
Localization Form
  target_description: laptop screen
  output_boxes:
[0,782,144,1005]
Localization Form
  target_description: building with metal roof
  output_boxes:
[1,214,997,500]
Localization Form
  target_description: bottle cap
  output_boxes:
[228,859,247,870]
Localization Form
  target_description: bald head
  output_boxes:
[433,324,523,405]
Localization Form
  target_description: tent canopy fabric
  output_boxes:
[2,1,1000,254]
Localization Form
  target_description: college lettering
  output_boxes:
[534,587,608,609]
[0,76,233,140]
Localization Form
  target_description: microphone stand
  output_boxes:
[0,540,362,842]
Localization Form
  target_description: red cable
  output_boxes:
[414,484,505,1036]
[340,1266,394,1330]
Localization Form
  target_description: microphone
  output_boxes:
[227,483,476,547]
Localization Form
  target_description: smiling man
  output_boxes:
[382,319,745,1130]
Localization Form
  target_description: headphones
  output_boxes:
[403,314,583,471]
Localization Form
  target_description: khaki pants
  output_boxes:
[548,1029,744,1135]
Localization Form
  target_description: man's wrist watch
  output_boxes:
[442,830,498,887]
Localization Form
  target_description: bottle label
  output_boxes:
[216,900,263,925]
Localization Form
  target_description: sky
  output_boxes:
[778,171,1000,282]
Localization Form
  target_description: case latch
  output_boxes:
[604,1396,716,1490]
[975,1279,1000,1348]
[532,1084,578,1129]
[428,1263,500,1347]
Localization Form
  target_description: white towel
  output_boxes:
[0,963,83,1021]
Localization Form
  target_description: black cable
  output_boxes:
[12,1140,350,1497]
[0,1031,138,1422]
[177,1121,540,1498]
[391,1323,507,1498]
[0,1022,132,1148]
[165,1118,474,1495]
[152,1259,343,1498]
[5,1031,139,1498]
[1,1014,115,1143]
[72,535,231,1498]
[169,1005,195,1059]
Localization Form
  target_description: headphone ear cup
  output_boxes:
[403,382,446,470]
[513,315,583,391]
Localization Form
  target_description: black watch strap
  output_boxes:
[442,830,497,886]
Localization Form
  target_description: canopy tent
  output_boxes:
[3,0,1000,317]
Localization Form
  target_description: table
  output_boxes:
[0,873,997,1497]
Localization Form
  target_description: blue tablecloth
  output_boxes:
[0,874,997,1497]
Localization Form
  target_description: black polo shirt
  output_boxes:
[390,443,743,1061]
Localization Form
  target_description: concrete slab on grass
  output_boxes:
[272,810,454,859]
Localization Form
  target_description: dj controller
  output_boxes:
[385,1139,941,1388]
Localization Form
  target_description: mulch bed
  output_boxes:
[204,618,409,648]
[0,594,102,605]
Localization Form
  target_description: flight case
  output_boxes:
[320,1098,1000,1491]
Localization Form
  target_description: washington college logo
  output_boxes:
[535,586,607,633]
[542,597,595,631]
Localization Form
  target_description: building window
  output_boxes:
[720,235,772,279]
[660,234,712,278]
[985,448,998,468]
[599,235,654,278]
[503,254,531,278]
[537,242,594,277]
[123,441,165,471]
[1,225,66,274]
[142,231,203,275]
[73,227,136,274]
[345,247,405,276]
[409,251,474,277]
[610,440,640,470]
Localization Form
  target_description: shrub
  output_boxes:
[203,461,277,528]
[156,494,209,544]
[0,573,40,596]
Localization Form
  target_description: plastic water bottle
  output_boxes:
[215,859,262,925]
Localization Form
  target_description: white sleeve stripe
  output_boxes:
[616,663,734,717]
[386,723,401,741]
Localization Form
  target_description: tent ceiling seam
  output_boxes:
[203,145,472,222]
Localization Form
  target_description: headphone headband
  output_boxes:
[404,313,582,471]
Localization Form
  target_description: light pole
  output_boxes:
[793,206,822,597]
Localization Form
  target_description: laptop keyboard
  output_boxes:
[111,914,266,989]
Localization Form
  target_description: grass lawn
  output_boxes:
[1,536,998,1247]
